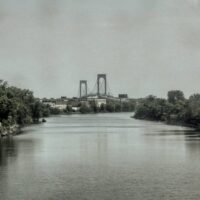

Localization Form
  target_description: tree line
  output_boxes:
[79,100,136,114]
[134,90,200,128]
[0,80,136,127]
[0,80,51,132]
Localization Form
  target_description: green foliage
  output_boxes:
[134,90,200,128]
[167,90,185,104]
[80,104,92,114]
[0,80,50,127]
[121,102,131,112]
[49,107,62,115]
[0,96,11,120]
[89,101,99,113]
[106,102,115,112]
[30,101,43,122]
[134,96,168,121]
[79,100,135,114]
[100,104,106,112]
[183,94,200,126]
[115,104,121,112]
[65,105,73,113]
[41,104,51,117]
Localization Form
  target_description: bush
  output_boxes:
[80,104,92,114]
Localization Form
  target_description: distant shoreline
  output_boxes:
[0,120,47,137]
[132,116,198,130]
[0,124,21,137]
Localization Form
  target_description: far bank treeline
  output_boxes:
[78,100,135,114]
[0,80,136,133]
[134,90,200,128]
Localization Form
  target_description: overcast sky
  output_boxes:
[0,0,200,98]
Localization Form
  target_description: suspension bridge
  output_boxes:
[78,74,119,100]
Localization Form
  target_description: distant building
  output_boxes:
[72,107,80,112]
[42,98,68,111]
[80,100,90,107]
[94,99,107,107]
[61,96,68,102]
[42,101,56,107]
[54,104,67,110]
[118,94,129,103]
[87,96,107,107]
[118,94,128,99]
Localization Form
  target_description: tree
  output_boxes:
[167,90,185,104]
[89,100,99,113]
[0,96,10,121]
[64,105,73,113]
[80,104,91,114]
[106,103,115,112]
[115,104,121,112]
[0,80,52,128]
[30,101,42,122]
[134,96,168,121]
[184,94,200,126]
[16,103,31,125]
[49,107,61,115]
[122,102,130,112]
[100,104,106,112]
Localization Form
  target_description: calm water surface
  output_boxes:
[0,113,200,200]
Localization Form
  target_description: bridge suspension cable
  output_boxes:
[77,74,115,98]
[106,81,113,96]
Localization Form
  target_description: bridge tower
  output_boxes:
[79,80,88,98]
[97,74,107,96]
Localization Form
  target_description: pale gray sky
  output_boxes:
[0,0,200,98]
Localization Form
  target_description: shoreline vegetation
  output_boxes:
[133,90,200,129]
[78,101,135,114]
[0,80,51,137]
[0,80,135,137]
[2,79,200,136]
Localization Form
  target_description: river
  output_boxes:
[0,113,200,200]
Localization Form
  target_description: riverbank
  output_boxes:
[0,119,47,137]
[133,91,200,130]
[132,115,199,130]
[0,124,21,137]
[0,80,52,137]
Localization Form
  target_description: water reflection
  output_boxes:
[0,135,39,167]
[0,113,200,200]
[185,131,200,140]
[145,127,200,141]
[141,123,200,160]
[0,136,17,166]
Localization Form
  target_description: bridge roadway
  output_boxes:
[80,93,121,101]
